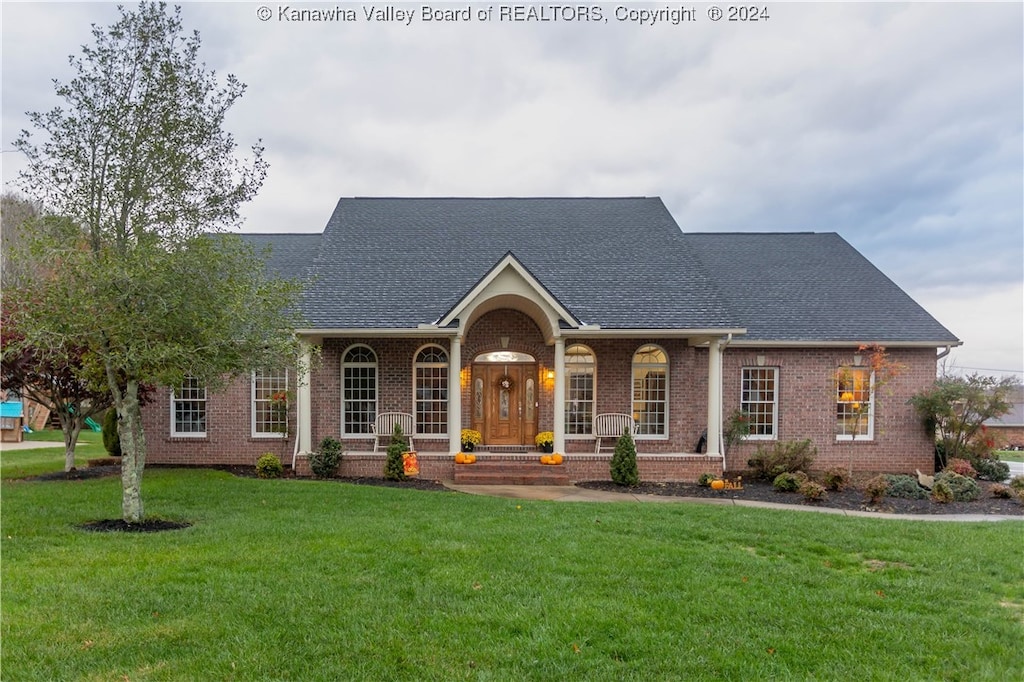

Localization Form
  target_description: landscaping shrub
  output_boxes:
[864,474,889,505]
[255,453,283,479]
[972,457,1010,482]
[799,480,827,502]
[933,471,980,502]
[747,439,816,480]
[383,424,407,481]
[823,467,849,492]
[697,472,717,488]
[1010,475,1024,492]
[990,484,1013,499]
[772,471,808,493]
[309,436,342,479]
[610,428,639,487]
[102,408,121,457]
[885,474,928,500]
[931,479,954,504]
[945,458,978,479]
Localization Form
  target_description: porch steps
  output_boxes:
[453,460,569,486]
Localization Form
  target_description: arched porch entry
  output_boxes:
[470,351,538,447]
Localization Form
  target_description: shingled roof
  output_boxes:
[299,197,739,330]
[685,232,959,344]
[241,197,959,345]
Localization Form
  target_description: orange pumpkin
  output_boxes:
[540,455,552,465]
[455,452,466,464]
[710,479,726,490]
[466,454,476,464]
[552,454,564,465]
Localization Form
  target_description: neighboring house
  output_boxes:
[985,387,1024,449]
[141,197,960,481]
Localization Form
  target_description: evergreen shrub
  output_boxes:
[610,428,639,487]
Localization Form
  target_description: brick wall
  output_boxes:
[143,311,940,477]
[721,347,937,475]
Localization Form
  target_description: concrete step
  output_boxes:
[453,461,569,486]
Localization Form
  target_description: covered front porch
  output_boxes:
[291,253,745,481]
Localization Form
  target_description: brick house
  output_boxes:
[142,197,960,481]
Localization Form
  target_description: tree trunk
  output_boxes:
[117,380,147,523]
[55,409,84,472]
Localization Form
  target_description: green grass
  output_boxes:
[996,450,1024,463]
[2,430,107,479]
[2,469,1022,680]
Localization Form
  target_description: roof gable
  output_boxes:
[299,197,739,331]
[437,251,584,341]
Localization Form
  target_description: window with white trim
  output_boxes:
[633,345,668,436]
[415,346,448,435]
[342,345,377,435]
[252,369,289,437]
[172,377,207,437]
[565,344,594,435]
[836,367,874,439]
[741,367,778,439]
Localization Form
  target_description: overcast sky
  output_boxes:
[3,1,1022,379]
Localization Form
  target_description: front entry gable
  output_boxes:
[437,252,587,344]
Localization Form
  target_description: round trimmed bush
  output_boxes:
[256,453,283,479]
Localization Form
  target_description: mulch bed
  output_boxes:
[25,464,1022,515]
[576,479,1024,516]
[79,518,192,533]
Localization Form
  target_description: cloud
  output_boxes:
[3,1,1021,374]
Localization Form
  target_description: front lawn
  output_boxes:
[996,449,1024,463]
[2,431,106,479]
[2,469,1022,681]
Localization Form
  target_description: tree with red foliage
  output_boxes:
[1,303,110,471]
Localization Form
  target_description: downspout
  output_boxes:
[936,346,951,361]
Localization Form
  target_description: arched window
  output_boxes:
[565,344,595,435]
[342,345,377,435]
[415,346,448,435]
[633,345,668,436]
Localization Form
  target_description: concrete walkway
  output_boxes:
[0,440,70,452]
[444,483,1024,522]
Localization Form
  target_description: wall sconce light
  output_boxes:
[500,336,510,349]
[756,355,766,367]
[545,369,555,380]
[853,354,863,367]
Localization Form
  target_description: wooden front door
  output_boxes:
[472,363,538,447]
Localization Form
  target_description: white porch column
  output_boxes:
[706,338,723,461]
[553,338,566,453]
[296,341,313,457]
[448,335,462,455]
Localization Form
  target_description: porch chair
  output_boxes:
[593,413,637,453]
[372,412,415,453]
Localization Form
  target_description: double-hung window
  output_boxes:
[836,367,874,439]
[740,367,778,439]
[252,369,289,437]
[172,377,207,437]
